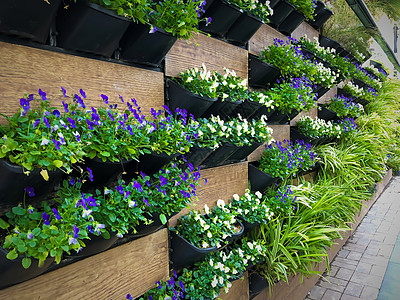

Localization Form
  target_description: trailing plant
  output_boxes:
[258,140,319,179]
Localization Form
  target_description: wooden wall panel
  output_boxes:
[317,86,337,105]
[0,42,164,123]
[169,162,248,227]
[219,272,249,300]
[165,33,248,80]
[247,125,290,162]
[248,24,286,56]
[0,229,169,300]
[291,22,319,41]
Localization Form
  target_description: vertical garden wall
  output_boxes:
[0,0,396,299]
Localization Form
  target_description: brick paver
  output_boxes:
[304,176,400,300]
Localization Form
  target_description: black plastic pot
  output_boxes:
[56,0,130,57]
[199,0,242,37]
[119,23,177,67]
[268,0,281,8]
[290,127,331,146]
[224,220,244,244]
[271,110,290,125]
[297,161,323,177]
[268,0,295,28]
[124,151,178,178]
[239,217,260,234]
[336,88,354,100]
[170,230,217,270]
[278,9,305,36]
[202,98,243,119]
[312,0,326,17]
[226,142,263,163]
[0,0,62,43]
[248,163,279,192]
[233,100,263,119]
[64,232,118,259]
[319,36,341,51]
[300,46,316,60]
[79,157,132,191]
[226,12,263,45]
[249,272,269,298]
[202,143,239,168]
[165,79,218,119]
[249,54,281,88]
[0,160,63,206]
[0,247,55,289]
[182,146,214,169]
[353,78,366,88]
[318,105,338,121]
[250,105,276,121]
[354,97,369,106]
[126,212,177,239]
[309,8,333,30]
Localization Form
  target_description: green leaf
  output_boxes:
[109,213,116,222]
[0,217,10,229]
[6,250,18,260]
[53,160,63,168]
[17,244,28,253]
[159,214,167,225]
[12,206,26,216]
[22,257,32,269]
[100,151,110,157]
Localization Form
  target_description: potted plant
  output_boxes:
[325,94,364,119]
[278,0,319,35]
[120,0,208,66]
[0,90,85,205]
[248,53,282,88]
[293,116,342,144]
[170,200,244,269]
[225,0,273,45]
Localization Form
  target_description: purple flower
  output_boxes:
[87,119,94,130]
[133,181,143,192]
[156,281,162,290]
[52,208,62,221]
[80,89,86,98]
[61,86,67,97]
[38,89,47,101]
[87,167,94,182]
[20,98,30,112]
[160,175,168,186]
[42,212,50,226]
[143,198,150,207]
[74,131,81,142]
[62,101,69,113]
[101,94,109,104]
[53,110,61,118]
[32,118,41,129]
[24,186,35,197]
[126,294,133,300]
[68,117,76,128]
[149,26,158,34]
[116,185,124,195]
[27,232,33,240]
[52,139,61,150]
[119,94,124,103]
[43,117,51,129]
[179,280,185,292]
[70,178,75,186]
[206,17,212,26]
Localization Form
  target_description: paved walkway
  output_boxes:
[305,176,400,300]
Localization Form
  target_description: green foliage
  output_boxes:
[226,0,273,23]
[327,95,364,118]
[287,0,317,20]
[297,116,342,138]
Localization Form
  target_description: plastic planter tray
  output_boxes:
[317,104,338,122]
[248,162,279,192]
[268,0,295,28]
[309,7,333,30]
[225,141,263,163]
[226,11,263,45]
[201,143,239,168]
[232,100,263,119]
[278,9,305,36]
[165,79,218,119]
[181,146,214,169]
[119,23,177,67]
[248,54,281,88]
[202,98,243,120]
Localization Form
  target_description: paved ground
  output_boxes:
[305,176,400,300]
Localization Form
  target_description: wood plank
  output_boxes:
[219,272,249,300]
[248,24,287,56]
[165,33,248,80]
[169,161,248,227]
[291,22,319,41]
[317,86,337,105]
[254,170,393,300]
[0,229,169,300]
[247,125,290,162]
[0,41,164,123]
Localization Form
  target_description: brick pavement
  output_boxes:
[304,177,400,300]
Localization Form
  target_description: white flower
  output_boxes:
[211,276,218,288]
[219,276,224,284]
[255,191,262,199]
[233,194,239,201]
[209,259,214,267]
[204,204,210,215]
[247,242,254,250]
[41,138,50,146]
[202,241,209,248]
[217,199,225,208]
[128,200,136,208]
[207,231,212,238]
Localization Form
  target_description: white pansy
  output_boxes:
[217,199,225,208]
[211,276,218,287]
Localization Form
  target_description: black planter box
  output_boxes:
[249,54,281,88]
[352,78,366,88]
[233,99,263,119]
[0,0,62,43]
[249,272,269,298]
[202,143,239,168]
[124,151,178,178]
[312,0,325,17]
[182,146,214,169]
[199,0,242,37]
[126,212,177,239]
[239,217,260,234]
[248,162,279,192]
[339,49,351,59]
[0,247,55,289]
[224,220,244,244]
[250,105,276,121]
[300,46,316,60]
[0,160,63,206]
[318,105,338,121]
[268,0,281,8]
[315,84,330,98]
[336,88,354,100]
[319,36,341,51]
[268,0,295,28]
[56,0,130,57]
[290,127,333,146]
[309,7,333,29]
[64,232,118,259]
[278,9,305,36]
[79,157,132,191]
[226,141,263,163]
[202,98,243,119]
[170,230,218,270]
[119,23,177,67]
[226,12,263,45]
[354,97,369,106]
[165,79,218,119]
[286,109,299,121]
